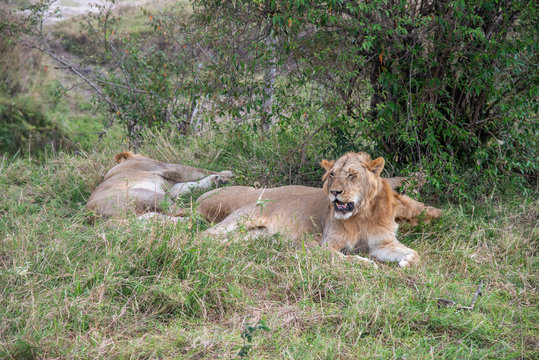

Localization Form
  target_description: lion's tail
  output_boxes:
[115,151,135,163]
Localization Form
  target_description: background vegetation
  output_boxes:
[0,0,537,358]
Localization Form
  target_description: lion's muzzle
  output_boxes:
[333,199,354,214]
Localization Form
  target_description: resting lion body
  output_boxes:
[197,152,441,267]
[88,151,233,219]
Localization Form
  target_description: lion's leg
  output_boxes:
[368,240,419,268]
[203,204,265,238]
[161,164,212,182]
[323,239,379,268]
[127,188,169,214]
[394,194,442,225]
[162,165,233,184]
[385,177,407,190]
[137,212,187,223]
[169,172,232,198]
[332,249,379,268]
[322,227,378,268]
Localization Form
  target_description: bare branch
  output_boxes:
[436,280,484,310]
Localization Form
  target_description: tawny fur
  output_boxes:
[88,152,233,218]
[114,151,146,163]
[197,152,441,268]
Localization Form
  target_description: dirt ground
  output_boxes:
[44,0,148,24]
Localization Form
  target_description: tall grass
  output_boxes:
[0,136,537,359]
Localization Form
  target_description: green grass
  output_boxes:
[0,141,537,359]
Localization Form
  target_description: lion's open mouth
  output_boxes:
[333,199,354,213]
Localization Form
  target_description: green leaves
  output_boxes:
[238,319,270,358]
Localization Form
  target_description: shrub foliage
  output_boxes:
[1,0,537,193]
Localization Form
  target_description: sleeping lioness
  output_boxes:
[87,151,233,220]
[197,152,441,268]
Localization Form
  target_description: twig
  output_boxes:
[459,280,484,310]
[436,280,484,310]
[94,78,147,94]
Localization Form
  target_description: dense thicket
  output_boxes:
[191,0,537,184]
[1,0,537,194]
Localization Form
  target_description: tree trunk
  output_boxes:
[369,58,382,119]
[261,27,277,132]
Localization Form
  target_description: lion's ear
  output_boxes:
[115,151,135,163]
[368,157,385,176]
[320,159,334,171]
[320,159,335,181]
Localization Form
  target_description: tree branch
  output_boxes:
[436,280,484,310]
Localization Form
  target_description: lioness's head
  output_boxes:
[321,152,385,220]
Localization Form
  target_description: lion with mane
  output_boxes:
[197,152,441,268]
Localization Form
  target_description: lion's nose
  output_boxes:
[330,189,342,196]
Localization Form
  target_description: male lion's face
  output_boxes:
[321,152,385,220]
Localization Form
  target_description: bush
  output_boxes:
[3,0,536,198]
[0,95,64,155]
[0,37,68,156]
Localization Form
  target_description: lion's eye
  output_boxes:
[348,173,357,178]
[329,172,334,178]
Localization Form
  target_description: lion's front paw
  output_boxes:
[210,170,234,186]
[398,252,419,268]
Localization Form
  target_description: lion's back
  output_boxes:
[197,185,328,234]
